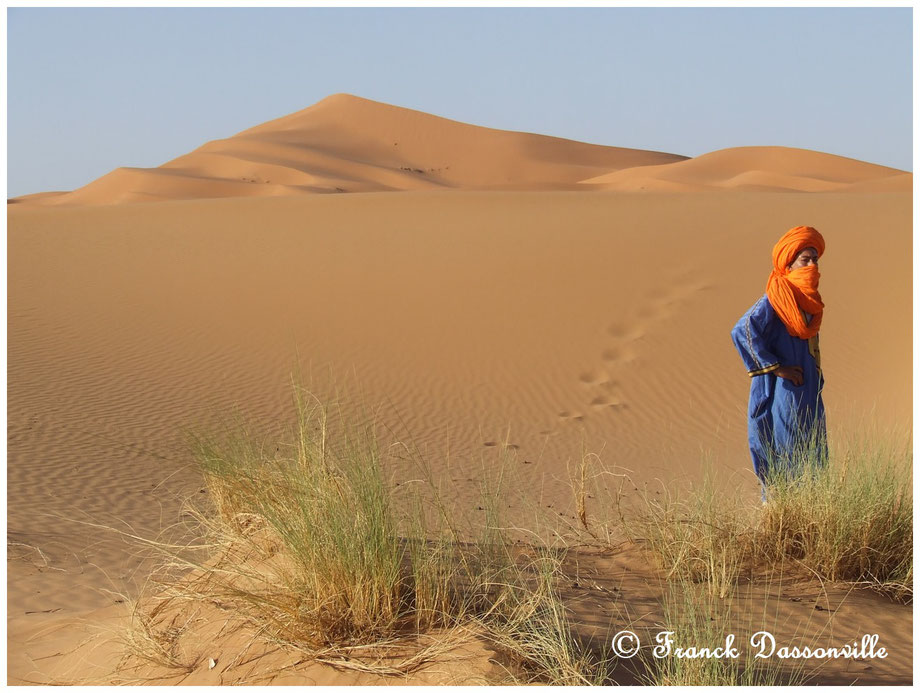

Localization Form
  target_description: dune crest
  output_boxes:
[15,94,686,206]
[579,146,910,192]
[11,96,910,206]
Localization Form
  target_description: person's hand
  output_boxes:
[774,365,804,386]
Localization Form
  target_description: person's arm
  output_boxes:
[773,365,803,386]
[731,297,785,378]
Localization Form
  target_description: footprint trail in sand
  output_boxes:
[572,270,713,426]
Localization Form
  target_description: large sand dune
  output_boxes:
[9,94,909,206]
[11,94,688,205]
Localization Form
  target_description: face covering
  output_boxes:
[765,226,825,339]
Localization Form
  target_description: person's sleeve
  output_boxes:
[731,297,781,377]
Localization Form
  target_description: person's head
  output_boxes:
[771,226,825,275]
[787,246,819,271]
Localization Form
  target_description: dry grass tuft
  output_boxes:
[632,471,759,598]
[622,427,912,602]
[758,430,912,600]
[119,384,609,684]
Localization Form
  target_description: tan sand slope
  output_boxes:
[13,94,687,205]
[579,146,911,192]
[10,546,911,685]
[8,188,912,683]
[8,190,911,577]
[12,94,909,206]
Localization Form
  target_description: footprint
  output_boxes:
[607,322,647,341]
[558,411,585,423]
[652,292,680,309]
[483,441,520,450]
[578,369,610,385]
[601,346,635,363]
[589,395,628,411]
[658,275,712,305]
[644,276,714,323]
[607,322,627,338]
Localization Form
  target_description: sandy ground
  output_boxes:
[7,95,912,684]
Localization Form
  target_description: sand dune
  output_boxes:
[11,94,909,206]
[838,171,914,192]
[14,94,687,205]
[579,146,911,192]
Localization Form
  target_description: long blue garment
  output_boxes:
[731,294,826,485]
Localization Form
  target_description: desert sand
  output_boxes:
[7,95,912,684]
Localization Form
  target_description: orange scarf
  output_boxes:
[765,226,825,339]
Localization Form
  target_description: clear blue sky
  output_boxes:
[7,7,913,197]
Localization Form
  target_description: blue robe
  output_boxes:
[731,295,826,485]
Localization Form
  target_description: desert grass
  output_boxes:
[564,444,634,547]
[118,386,909,685]
[629,467,759,598]
[639,576,813,686]
[479,548,616,685]
[119,384,607,684]
[643,581,758,685]
[617,423,912,602]
[758,426,912,600]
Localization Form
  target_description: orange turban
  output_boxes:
[765,226,825,339]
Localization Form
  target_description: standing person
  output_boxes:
[731,226,827,490]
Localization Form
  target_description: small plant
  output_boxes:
[623,423,911,603]
[641,579,808,686]
[631,466,759,598]
[758,428,912,600]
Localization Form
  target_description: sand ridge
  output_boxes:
[579,145,910,192]
[12,94,688,205]
[9,94,910,206]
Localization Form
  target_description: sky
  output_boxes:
[6,6,913,197]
